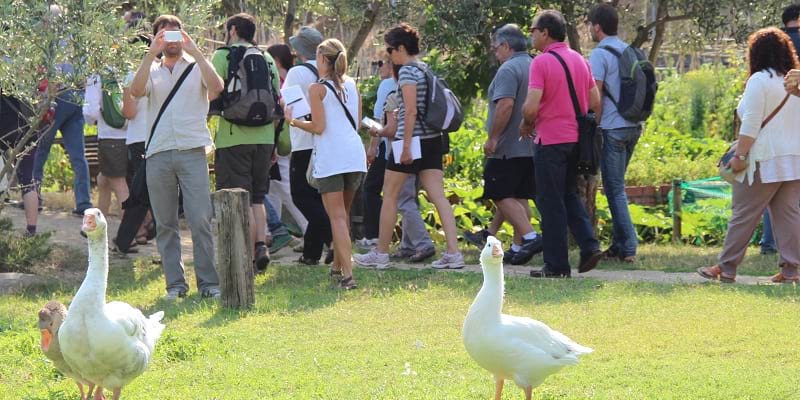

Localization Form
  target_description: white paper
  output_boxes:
[391,136,422,164]
[280,85,311,119]
[361,117,383,130]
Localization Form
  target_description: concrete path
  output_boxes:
[1,206,776,286]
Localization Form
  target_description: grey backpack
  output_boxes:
[409,63,464,133]
[217,46,282,127]
[600,45,657,123]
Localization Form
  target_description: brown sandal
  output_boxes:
[697,265,735,283]
[339,276,357,290]
[770,273,800,283]
[329,268,343,281]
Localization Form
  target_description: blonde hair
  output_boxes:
[317,38,348,91]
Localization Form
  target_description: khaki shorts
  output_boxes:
[317,171,365,194]
[98,138,128,178]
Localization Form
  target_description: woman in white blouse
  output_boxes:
[698,27,800,283]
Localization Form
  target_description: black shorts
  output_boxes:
[215,144,273,204]
[98,138,128,178]
[483,157,536,200]
[386,136,443,174]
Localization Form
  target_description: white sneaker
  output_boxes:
[355,237,378,250]
[431,252,464,269]
[354,249,390,269]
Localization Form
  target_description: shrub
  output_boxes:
[0,218,53,273]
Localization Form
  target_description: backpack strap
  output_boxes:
[547,51,583,120]
[597,45,621,107]
[319,80,357,131]
[404,62,431,136]
[145,62,196,154]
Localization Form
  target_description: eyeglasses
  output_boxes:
[386,46,395,54]
[492,42,507,52]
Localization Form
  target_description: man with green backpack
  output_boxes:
[210,13,282,272]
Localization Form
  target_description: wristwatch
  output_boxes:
[734,154,747,161]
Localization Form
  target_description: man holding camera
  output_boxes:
[130,15,224,301]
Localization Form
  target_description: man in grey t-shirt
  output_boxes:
[464,24,542,265]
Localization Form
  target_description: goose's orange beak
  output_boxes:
[491,243,503,257]
[82,214,96,233]
[40,329,52,352]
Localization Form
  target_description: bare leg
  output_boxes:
[419,169,459,253]
[524,385,532,400]
[494,377,504,400]
[77,382,86,400]
[252,204,267,246]
[112,388,121,400]
[321,191,353,278]
[93,386,105,400]
[488,208,504,236]
[377,170,409,253]
[97,173,111,215]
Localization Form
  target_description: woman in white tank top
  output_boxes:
[286,38,366,290]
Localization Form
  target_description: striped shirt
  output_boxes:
[395,62,438,140]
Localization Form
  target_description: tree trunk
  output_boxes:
[212,189,255,309]
[647,0,669,62]
[347,0,381,60]
[577,174,600,235]
[566,23,582,54]
[284,0,298,44]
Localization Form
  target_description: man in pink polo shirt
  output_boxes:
[520,10,602,278]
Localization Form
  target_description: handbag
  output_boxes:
[549,51,601,175]
[305,80,358,189]
[125,63,196,208]
[718,93,789,184]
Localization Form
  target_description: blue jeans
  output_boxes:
[34,90,92,212]
[534,143,599,274]
[761,210,776,252]
[265,196,289,237]
[600,126,641,257]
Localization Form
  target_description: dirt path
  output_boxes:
[1,206,774,286]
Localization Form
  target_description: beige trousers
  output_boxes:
[719,171,800,276]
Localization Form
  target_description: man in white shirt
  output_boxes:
[130,14,225,301]
[284,26,333,265]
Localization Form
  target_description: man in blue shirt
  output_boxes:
[588,4,640,263]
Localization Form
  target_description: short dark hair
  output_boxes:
[588,4,618,36]
[226,13,257,44]
[384,23,421,55]
[534,10,567,42]
[152,15,182,36]
[267,43,293,71]
[783,4,800,26]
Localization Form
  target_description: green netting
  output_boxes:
[668,176,731,214]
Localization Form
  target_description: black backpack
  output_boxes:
[215,46,282,127]
[599,45,657,123]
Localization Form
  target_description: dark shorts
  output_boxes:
[317,171,365,194]
[98,138,128,178]
[483,157,536,200]
[215,144,273,204]
[386,136,443,174]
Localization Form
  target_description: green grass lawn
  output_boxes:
[2,258,800,399]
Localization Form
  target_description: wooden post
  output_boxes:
[672,179,682,244]
[212,189,254,309]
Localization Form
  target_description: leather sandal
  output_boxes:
[697,265,735,283]
[339,276,357,290]
[770,273,800,283]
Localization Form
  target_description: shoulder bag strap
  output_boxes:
[319,80,357,131]
[761,93,790,129]
[144,62,196,153]
[548,51,583,119]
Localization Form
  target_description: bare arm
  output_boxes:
[291,83,326,135]
[121,87,137,120]
[589,85,601,116]
[520,88,543,139]
[593,80,604,123]
[130,32,165,98]
[489,98,514,140]
[180,31,223,100]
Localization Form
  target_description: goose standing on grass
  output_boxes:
[38,300,100,400]
[463,236,593,400]
[58,209,165,400]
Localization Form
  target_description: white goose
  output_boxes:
[38,300,100,400]
[58,208,165,400]
[463,236,593,400]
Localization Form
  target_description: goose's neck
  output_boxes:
[467,264,504,323]
[72,229,108,310]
